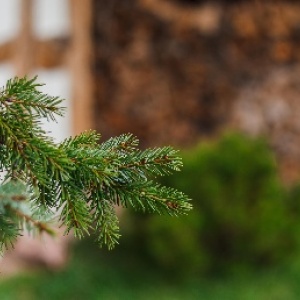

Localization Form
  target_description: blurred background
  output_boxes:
[2,0,300,299]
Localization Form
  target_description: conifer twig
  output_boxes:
[0,76,192,252]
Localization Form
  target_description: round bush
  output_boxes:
[123,133,300,276]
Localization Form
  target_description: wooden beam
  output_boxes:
[0,38,70,69]
[13,0,34,76]
[0,42,13,62]
[68,0,94,134]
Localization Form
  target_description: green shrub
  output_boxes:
[123,133,300,276]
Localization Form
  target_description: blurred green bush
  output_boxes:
[123,133,300,276]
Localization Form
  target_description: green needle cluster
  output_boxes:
[0,76,191,251]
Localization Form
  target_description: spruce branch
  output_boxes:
[2,76,64,121]
[0,76,192,253]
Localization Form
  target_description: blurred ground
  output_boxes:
[1,238,300,300]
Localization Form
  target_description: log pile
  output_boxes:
[92,0,300,182]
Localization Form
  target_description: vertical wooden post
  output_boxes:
[68,0,94,135]
[13,0,34,76]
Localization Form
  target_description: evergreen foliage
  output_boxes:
[0,76,191,252]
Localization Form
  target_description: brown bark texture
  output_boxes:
[91,0,300,182]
